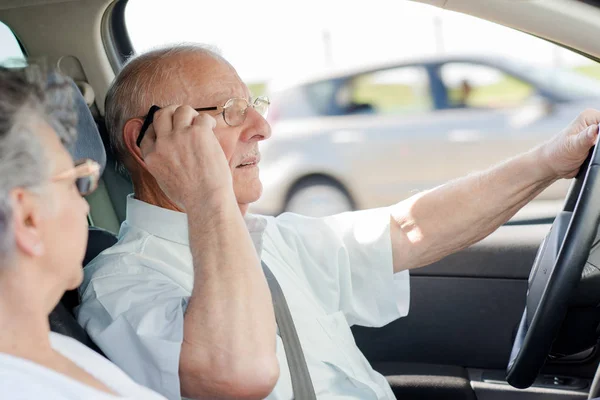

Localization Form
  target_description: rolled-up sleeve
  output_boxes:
[76,258,188,400]
[272,207,410,328]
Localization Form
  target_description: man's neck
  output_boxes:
[134,182,182,213]
[134,181,249,216]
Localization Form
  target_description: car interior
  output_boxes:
[6,0,600,399]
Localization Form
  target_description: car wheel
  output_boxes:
[285,177,354,217]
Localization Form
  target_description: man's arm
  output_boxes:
[180,197,279,399]
[138,106,278,399]
[391,111,600,273]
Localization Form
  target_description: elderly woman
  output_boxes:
[0,66,166,399]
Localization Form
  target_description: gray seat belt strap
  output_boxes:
[262,261,317,399]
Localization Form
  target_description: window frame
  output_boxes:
[342,64,435,117]
[436,61,541,111]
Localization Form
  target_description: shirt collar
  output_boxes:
[124,195,268,253]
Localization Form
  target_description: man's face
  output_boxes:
[156,54,272,211]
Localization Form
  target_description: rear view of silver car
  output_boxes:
[252,55,600,217]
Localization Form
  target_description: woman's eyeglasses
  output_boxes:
[52,158,100,196]
[136,96,270,147]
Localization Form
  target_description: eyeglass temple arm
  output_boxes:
[136,105,162,147]
[52,160,99,182]
[136,105,222,147]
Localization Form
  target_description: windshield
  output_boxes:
[539,67,600,99]
[125,0,600,222]
[510,60,600,99]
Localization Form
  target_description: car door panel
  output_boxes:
[370,363,588,399]
[352,223,598,398]
[375,362,477,399]
[468,368,588,399]
[414,224,549,279]
[354,275,527,368]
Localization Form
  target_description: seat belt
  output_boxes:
[262,261,317,399]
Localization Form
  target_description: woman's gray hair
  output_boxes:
[104,43,225,172]
[0,65,77,261]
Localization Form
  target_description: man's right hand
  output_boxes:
[139,105,234,209]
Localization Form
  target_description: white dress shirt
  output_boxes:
[77,195,410,400]
[0,332,166,399]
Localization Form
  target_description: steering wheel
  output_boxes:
[507,145,600,389]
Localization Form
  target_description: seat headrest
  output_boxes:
[45,72,106,174]
[68,79,106,174]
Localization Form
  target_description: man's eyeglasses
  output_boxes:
[136,96,270,147]
[52,159,100,196]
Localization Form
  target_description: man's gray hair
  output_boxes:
[104,43,225,170]
[0,66,77,261]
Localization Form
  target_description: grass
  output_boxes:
[354,82,432,113]
[450,76,533,108]
[574,64,600,80]
[351,76,533,112]
[247,82,267,98]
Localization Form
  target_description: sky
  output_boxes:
[125,0,594,83]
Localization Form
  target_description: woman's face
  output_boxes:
[35,122,90,290]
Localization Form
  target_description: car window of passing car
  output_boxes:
[440,63,534,109]
[347,67,433,115]
[305,79,343,117]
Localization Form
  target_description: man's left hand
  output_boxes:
[540,109,600,179]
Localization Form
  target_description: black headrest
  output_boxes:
[84,227,118,265]
[60,227,117,316]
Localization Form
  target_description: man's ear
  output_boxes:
[123,118,152,173]
[10,188,45,258]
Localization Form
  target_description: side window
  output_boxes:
[348,67,433,115]
[440,63,534,109]
[306,79,342,116]
[0,21,25,66]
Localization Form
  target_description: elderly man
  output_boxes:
[77,44,600,400]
